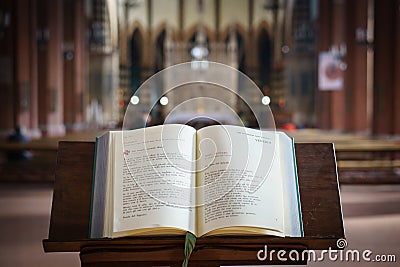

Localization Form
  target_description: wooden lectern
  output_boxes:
[43,142,345,266]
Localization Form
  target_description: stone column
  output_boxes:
[329,0,346,130]
[344,0,369,132]
[393,0,400,134]
[316,0,333,129]
[373,0,400,134]
[0,0,16,136]
[37,0,65,136]
[63,0,87,131]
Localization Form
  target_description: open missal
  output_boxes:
[90,124,303,239]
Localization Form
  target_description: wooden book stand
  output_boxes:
[43,142,345,266]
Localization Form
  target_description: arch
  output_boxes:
[129,29,144,94]
[219,23,247,43]
[183,24,215,43]
[127,21,147,43]
[257,27,273,90]
[220,23,248,72]
[153,22,170,44]
[254,20,274,40]
[154,28,167,72]
[127,21,148,67]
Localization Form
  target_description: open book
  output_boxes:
[90,124,303,239]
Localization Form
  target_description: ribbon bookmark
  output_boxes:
[182,231,197,267]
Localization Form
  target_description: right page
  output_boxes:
[278,132,303,237]
[196,125,287,237]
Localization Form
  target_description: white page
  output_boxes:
[278,132,303,237]
[112,125,196,235]
[196,125,285,236]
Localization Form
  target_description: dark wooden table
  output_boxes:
[43,142,345,266]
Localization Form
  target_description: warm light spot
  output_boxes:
[130,95,140,105]
[261,96,271,105]
[160,96,169,106]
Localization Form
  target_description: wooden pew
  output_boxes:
[0,142,58,182]
[0,130,101,182]
[335,141,400,184]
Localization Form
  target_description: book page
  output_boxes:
[278,132,303,237]
[90,133,111,238]
[112,124,197,236]
[196,125,285,237]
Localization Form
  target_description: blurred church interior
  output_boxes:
[0,0,398,136]
[0,0,399,266]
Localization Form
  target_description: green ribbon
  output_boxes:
[182,231,197,267]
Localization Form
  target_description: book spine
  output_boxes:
[88,136,100,237]
[291,138,304,237]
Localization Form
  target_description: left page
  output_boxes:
[112,124,197,237]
